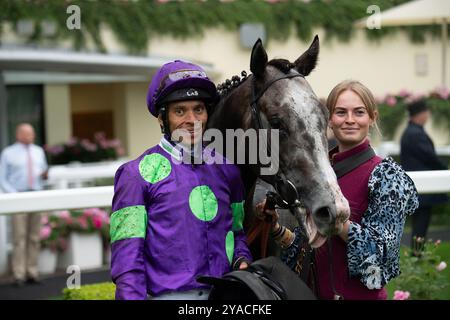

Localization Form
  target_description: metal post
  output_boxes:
[0,72,8,150]
[0,72,9,275]
[442,20,448,87]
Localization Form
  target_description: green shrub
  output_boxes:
[63,282,115,300]
[389,238,449,300]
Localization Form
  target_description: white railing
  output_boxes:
[0,170,449,215]
[376,142,450,158]
[45,159,127,189]
[0,169,449,274]
[0,159,126,274]
[0,186,113,214]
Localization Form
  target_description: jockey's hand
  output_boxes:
[238,261,249,270]
[255,199,279,229]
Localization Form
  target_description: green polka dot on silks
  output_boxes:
[189,185,218,221]
[225,231,235,265]
[139,153,172,184]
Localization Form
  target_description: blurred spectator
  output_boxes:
[0,123,48,286]
[400,99,448,250]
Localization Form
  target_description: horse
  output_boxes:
[206,36,350,260]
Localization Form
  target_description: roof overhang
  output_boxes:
[0,48,219,84]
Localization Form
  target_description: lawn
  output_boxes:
[386,242,450,300]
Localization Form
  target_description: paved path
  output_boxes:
[0,267,110,300]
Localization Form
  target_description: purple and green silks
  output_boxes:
[110,136,252,300]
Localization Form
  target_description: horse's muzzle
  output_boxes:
[313,206,336,236]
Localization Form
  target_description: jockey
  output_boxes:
[110,60,252,300]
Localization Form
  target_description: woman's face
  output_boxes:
[330,89,374,151]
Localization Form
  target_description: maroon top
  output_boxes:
[314,139,387,300]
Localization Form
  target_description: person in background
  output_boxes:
[110,60,252,300]
[400,99,448,251]
[0,123,48,286]
[256,80,418,300]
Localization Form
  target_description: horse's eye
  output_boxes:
[269,118,282,130]
[269,117,289,137]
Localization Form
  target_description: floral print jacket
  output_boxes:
[282,158,419,290]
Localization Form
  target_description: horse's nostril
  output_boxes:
[315,206,333,224]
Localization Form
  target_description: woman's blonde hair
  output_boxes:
[326,80,380,135]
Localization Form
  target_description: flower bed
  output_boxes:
[40,208,111,271]
[389,237,449,300]
[44,132,124,165]
[377,87,450,140]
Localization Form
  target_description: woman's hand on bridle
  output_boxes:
[255,199,279,231]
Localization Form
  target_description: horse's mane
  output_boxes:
[217,59,294,100]
[217,71,249,99]
[267,59,295,74]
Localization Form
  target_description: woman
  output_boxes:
[257,80,419,300]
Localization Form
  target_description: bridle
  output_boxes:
[249,70,305,212]
[248,70,343,300]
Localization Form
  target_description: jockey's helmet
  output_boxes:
[146,60,218,118]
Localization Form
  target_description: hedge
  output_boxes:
[63,282,115,300]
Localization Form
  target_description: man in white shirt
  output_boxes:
[0,123,48,286]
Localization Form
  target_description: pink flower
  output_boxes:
[59,210,72,224]
[393,290,410,300]
[41,215,49,225]
[45,145,64,155]
[92,215,103,229]
[436,262,447,272]
[386,96,397,106]
[405,93,425,104]
[435,240,442,245]
[66,137,78,147]
[397,89,411,98]
[81,139,97,152]
[83,208,95,217]
[106,139,121,149]
[94,132,106,142]
[40,225,52,240]
[433,86,450,100]
[78,216,88,230]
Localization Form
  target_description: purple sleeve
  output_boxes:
[226,164,253,265]
[110,164,148,300]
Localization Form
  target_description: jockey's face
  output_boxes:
[163,100,208,146]
[330,89,375,152]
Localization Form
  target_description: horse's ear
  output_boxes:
[294,35,319,76]
[250,38,268,78]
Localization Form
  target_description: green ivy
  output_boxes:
[1,0,448,55]
[378,102,408,140]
